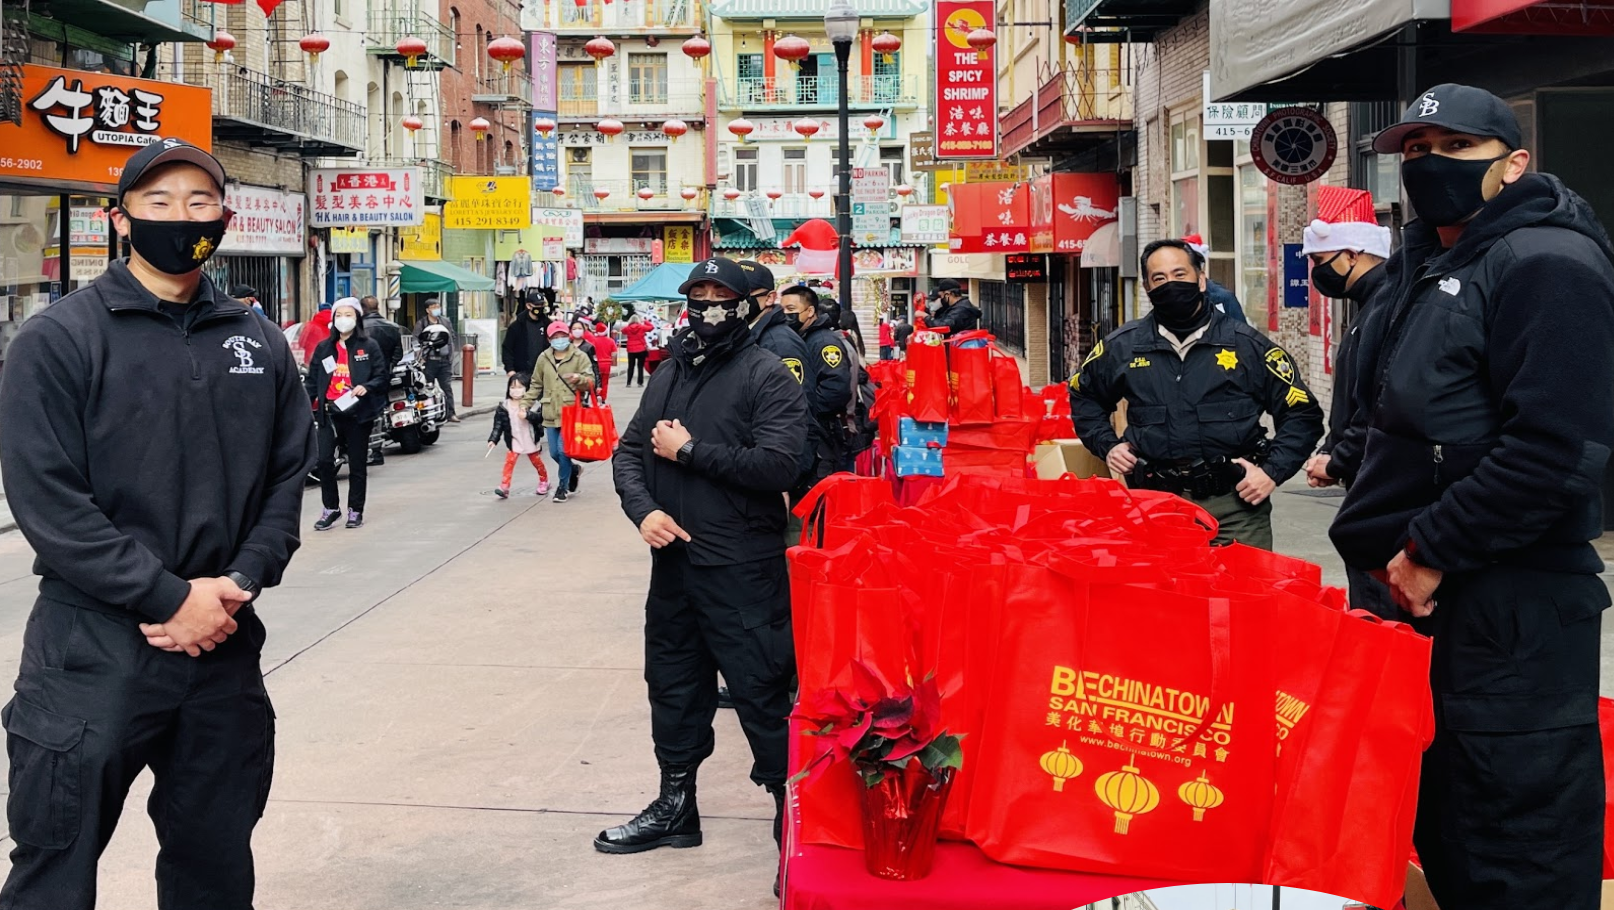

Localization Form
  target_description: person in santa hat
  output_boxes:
[1297,189,1394,614]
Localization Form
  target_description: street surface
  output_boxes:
[0,378,1608,908]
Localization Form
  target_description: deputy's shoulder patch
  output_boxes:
[1264,347,1296,385]
[781,356,805,383]
[821,345,843,368]
[1080,340,1105,368]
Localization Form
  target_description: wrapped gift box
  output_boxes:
[892,445,945,477]
[898,417,949,449]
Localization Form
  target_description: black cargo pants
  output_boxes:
[1410,565,1606,910]
[1,598,275,910]
[645,546,795,787]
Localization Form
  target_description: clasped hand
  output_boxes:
[139,577,254,657]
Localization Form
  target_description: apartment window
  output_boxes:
[629,53,668,104]
[873,52,901,103]
[632,148,667,194]
[783,147,806,194]
[1236,140,1270,313]
[1169,113,1200,238]
[737,53,765,102]
[1204,139,1237,289]
[559,64,597,117]
[880,146,904,186]
[734,147,758,192]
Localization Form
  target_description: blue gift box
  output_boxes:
[898,417,949,449]
[892,445,945,477]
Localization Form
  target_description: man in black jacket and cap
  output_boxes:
[927,278,982,335]
[1331,84,1614,910]
[607,258,809,898]
[783,284,853,478]
[0,138,315,909]
[502,289,554,377]
[361,294,404,466]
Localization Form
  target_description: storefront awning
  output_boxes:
[1208,0,1450,101]
[1081,222,1122,269]
[399,260,495,294]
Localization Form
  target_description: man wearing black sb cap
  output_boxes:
[608,258,808,896]
[0,140,315,907]
[1331,84,1614,909]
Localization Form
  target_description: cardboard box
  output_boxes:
[892,445,944,477]
[1033,440,1111,480]
[897,416,949,449]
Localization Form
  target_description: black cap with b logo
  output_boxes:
[678,258,752,298]
[1371,84,1523,154]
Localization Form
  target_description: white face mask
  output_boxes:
[334,316,357,334]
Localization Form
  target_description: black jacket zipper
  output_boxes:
[109,305,247,381]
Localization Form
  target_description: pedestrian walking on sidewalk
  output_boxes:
[488,373,551,499]
[414,297,460,423]
[307,297,388,530]
[519,320,597,502]
[588,319,618,403]
[608,258,809,897]
[0,138,316,909]
[623,314,652,386]
[1330,84,1614,910]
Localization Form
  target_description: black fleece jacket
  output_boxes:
[1331,173,1614,575]
[0,260,316,622]
[1317,261,1389,480]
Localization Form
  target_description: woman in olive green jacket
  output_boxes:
[519,320,598,502]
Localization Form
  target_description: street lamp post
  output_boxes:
[825,0,858,322]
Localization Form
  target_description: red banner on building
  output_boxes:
[1029,173,1121,255]
[935,0,998,160]
[950,182,1029,254]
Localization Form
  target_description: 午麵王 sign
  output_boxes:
[2,65,214,194]
[1005,253,1048,282]
[445,176,533,229]
[308,168,424,227]
[935,0,998,160]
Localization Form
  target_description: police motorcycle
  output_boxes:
[383,339,447,454]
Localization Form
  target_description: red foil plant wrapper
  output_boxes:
[792,661,965,880]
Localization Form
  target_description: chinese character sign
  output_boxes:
[663,226,694,263]
[444,176,533,229]
[935,0,998,160]
[1031,172,1121,254]
[530,33,558,111]
[900,205,949,245]
[950,182,1030,254]
[218,184,307,257]
[532,207,585,249]
[3,65,211,191]
[308,168,424,227]
[531,112,561,190]
[399,214,442,261]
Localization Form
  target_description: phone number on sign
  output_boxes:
[0,158,44,172]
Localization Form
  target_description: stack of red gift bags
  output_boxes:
[788,473,1436,907]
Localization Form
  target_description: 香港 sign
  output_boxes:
[2,65,213,193]
[219,184,307,257]
[309,168,424,227]
[935,0,998,160]
[444,176,533,230]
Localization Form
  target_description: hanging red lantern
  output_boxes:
[661,118,689,142]
[299,33,330,62]
[469,117,491,141]
[551,186,566,197]
[488,36,525,72]
[594,188,611,201]
[894,183,913,197]
[596,118,625,141]
[402,115,425,132]
[681,35,712,60]
[773,34,811,66]
[533,116,557,137]
[808,188,825,200]
[585,36,617,64]
[680,187,699,201]
[766,189,783,200]
[637,187,656,200]
[397,36,428,67]
[792,117,821,139]
[206,31,236,63]
[728,118,755,142]
[863,113,886,132]
[966,27,997,62]
[723,188,742,200]
[872,30,902,63]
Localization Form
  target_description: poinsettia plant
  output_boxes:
[791,661,965,788]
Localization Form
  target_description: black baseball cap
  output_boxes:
[932,278,963,294]
[1371,84,1523,154]
[116,138,226,204]
[679,258,751,298]
[735,259,777,297]
[230,284,257,299]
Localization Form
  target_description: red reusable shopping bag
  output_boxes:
[1602,697,1614,878]
[561,392,618,462]
[1037,383,1078,441]
[949,331,996,425]
[793,473,898,548]
[992,353,1026,419]
[905,340,949,423]
[968,567,1279,884]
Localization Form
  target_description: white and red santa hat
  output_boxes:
[1302,187,1391,259]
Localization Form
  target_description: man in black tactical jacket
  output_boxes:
[739,261,817,541]
[361,294,404,466]
[607,258,809,898]
[926,278,982,336]
[783,284,854,478]
[0,139,316,910]
[1070,239,1323,549]
[1330,84,1614,910]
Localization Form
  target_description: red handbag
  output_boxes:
[560,392,618,462]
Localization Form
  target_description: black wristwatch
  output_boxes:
[676,439,697,466]
[224,571,261,603]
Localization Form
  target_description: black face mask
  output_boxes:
[1400,153,1508,228]
[1310,252,1355,299]
[1146,280,1205,331]
[122,214,228,276]
[687,296,751,343]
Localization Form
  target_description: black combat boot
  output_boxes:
[593,763,702,854]
[768,783,786,896]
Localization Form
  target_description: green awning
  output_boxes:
[400,259,494,293]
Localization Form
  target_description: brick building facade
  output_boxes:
[439,0,530,178]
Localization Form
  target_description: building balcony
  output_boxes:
[44,0,213,44]
[1064,0,1198,40]
[721,74,919,111]
[159,63,366,157]
[365,0,455,70]
[1000,65,1133,160]
[567,178,710,213]
[710,193,834,221]
[557,88,708,121]
[535,0,701,33]
[472,70,532,108]
[708,0,926,19]
[371,157,453,203]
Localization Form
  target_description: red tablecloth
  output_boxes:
[782,842,1178,910]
